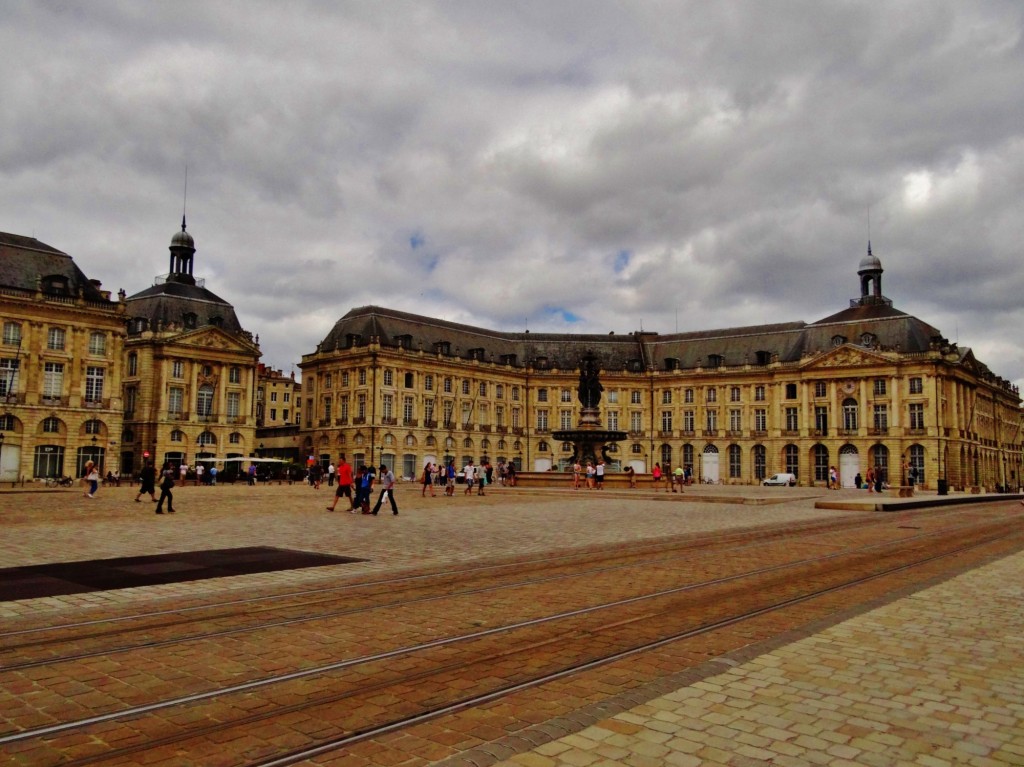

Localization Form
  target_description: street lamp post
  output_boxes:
[0,431,5,482]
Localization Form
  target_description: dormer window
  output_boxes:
[42,275,70,295]
[860,332,876,347]
[832,335,847,347]
[627,359,643,372]
[468,347,485,361]
[664,357,680,371]
[346,333,363,348]
[534,356,549,370]
[707,354,724,369]
[755,350,771,366]
[184,312,198,329]
[393,334,413,349]
[209,316,223,328]
[434,341,451,355]
[500,353,517,366]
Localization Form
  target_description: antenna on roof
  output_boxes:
[182,164,189,230]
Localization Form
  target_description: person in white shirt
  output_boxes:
[463,461,476,495]
[371,464,399,515]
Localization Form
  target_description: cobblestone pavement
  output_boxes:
[1,481,1021,766]
[486,551,1024,767]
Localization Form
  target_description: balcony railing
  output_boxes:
[869,427,888,436]
[352,416,366,425]
[495,425,508,434]
[335,417,349,426]
[424,420,437,429]
[84,398,110,409]
[381,417,397,426]
[403,418,418,427]
[168,411,189,421]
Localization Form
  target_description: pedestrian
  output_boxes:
[506,461,517,487]
[248,463,257,486]
[595,459,605,490]
[372,464,399,515]
[135,461,157,502]
[209,465,218,485]
[357,464,375,513]
[82,460,99,498]
[477,464,487,495]
[626,465,637,488]
[331,456,353,511]
[327,462,336,486]
[195,463,205,486]
[446,461,456,496]
[652,462,662,489]
[585,461,595,489]
[156,461,176,514]
[463,460,476,495]
[179,462,189,486]
[572,461,582,489]
[866,467,875,492]
[421,461,435,497]
[673,465,684,492]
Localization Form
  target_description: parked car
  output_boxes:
[763,472,797,486]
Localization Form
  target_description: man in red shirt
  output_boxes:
[326,457,355,512]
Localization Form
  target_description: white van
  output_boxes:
[763,472,797,486]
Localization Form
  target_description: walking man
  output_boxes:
[135,461,157,502]
[372,464,399,515]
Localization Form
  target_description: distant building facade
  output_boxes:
[0,232,126,482]
[254,363,303,463]
[299,249,1022,489]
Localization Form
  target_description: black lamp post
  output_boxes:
[259,442,265,458]
[0,431,5,480]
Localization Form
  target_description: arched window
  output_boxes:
[784,444,799,478]
[842,398,858,431]
[661,444,672,466]
[42,417,61,433]
[752,445,766,480]
[197,384,215,417]
[537,441,550,452]
[909,444,925,484]
[728,444,742,478]
[170,430,185,442]
[814,444,829,482]
[197,431,216,446]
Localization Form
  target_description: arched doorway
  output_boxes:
[701,444,719,483]
[839,444,859,487]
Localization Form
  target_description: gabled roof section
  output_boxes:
[807,302,942,354]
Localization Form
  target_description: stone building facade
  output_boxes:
[119,219,261,477]
[0,232,126,482]
[299,250,1022,490]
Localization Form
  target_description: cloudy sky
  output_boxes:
[2,1,1023,389]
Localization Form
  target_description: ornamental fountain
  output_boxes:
[552,353,627,466]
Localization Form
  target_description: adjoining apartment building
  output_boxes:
[0,233,126,482]
[299,249,1022,489]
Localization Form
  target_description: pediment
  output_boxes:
[174,327,252,353]
[803,345,891,370]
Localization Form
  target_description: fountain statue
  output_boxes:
[553,353,626,466]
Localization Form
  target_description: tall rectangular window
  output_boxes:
[357,393,366,419]
[324,397,332,421]
[443,400,454,427]
[873,404,888,431]
[909,377,923,394]
[85,366,104,402]
[403,396,414,423]
[340,395,349,421]
[754,408,767,432]
[755,385,766,401]
[47,327,66,350]
[815,406,828,435]
[43,362,64,398]
[630,411,643,432]
[661,411,673,431]
[382,394,393,421]
[227,392,240,418]
[606,410,618,430]
[169,387,184,414]
[423,398,434,423]
[536,409,548,430]
[873,379,887,396]
[683,410,695,432]
[495,404,504,426]
[2,322,21,346]
[560,409,573,429]
[909,403,925,430]
[0,359,19,396]
[729,408,742,431]
[785,407,798,431]
[706,409,718,432]
[88,332,106,355]
[631,391,642,404]
[511,407,521,428]
[172,360,184,378]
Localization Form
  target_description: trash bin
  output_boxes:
[937,478,948,496]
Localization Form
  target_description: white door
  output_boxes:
[533,457,552,472]
[629,459,646,474]
[0,444,19,482]
[702,449,720,483]
[839,448,860,488]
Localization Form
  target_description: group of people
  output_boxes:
[418,459,518,497]
[572,460,607,490]
[324,458,398,515]
[133,461,178,514]
[651,463,692,492]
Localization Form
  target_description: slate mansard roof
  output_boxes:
[314,300,947,374]
[0,231,113,303]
